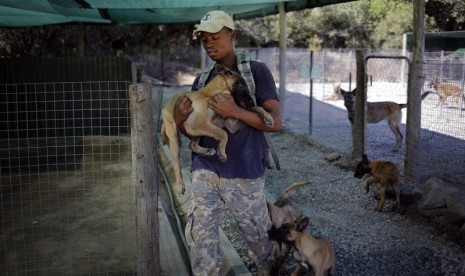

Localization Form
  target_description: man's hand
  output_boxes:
[174,96,193,126]
[208,93,240,119]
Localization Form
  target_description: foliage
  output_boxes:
[425,0,465,31]
[0,23,196,59]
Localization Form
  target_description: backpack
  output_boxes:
[197,54,280,170]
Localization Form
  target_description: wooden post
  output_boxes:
[354,49,367,158]
[278,2,287,114]
[405,0,425,182]
[129,83,160,276]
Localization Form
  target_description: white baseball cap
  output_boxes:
[193,10,235,39]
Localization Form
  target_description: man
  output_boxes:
[174,10,282,276]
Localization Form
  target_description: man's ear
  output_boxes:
[230,30,236,41]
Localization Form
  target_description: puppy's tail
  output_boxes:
[274,181,310,206]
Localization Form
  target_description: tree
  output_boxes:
[425,0,465,31]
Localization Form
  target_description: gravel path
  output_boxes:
[220,130,465,276]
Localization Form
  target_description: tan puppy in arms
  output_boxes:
[161,65,273,196]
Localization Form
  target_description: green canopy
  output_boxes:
[0,0,356,27]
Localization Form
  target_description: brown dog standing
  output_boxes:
[340,87,431,151]
[161,65,273,196]
[268,215,335,276]
[354,154,401,212]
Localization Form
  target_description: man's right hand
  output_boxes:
[174,95,193,127]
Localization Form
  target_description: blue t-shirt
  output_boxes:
[190,59,278,179]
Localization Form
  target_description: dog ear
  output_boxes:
[297,216,309,232]
[214,64,227,74]
[350,88,356,95]
[362,154,368,163]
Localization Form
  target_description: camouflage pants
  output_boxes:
[185,169,274,276]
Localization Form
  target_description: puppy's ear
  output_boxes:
[214,64,227,73]
[297,216,309,232]
[362,154,368,163]
[351,88,357,95]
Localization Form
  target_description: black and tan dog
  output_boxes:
[268,215,335,276]
[161,65,273,196]
[265,181,311,273]
[246,181,310,273]
[340,87,431,151]
[354,154,401,212]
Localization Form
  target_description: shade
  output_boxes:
[0,0,357,27]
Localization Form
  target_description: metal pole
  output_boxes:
[278,2,287,114]
[309,51,313,135]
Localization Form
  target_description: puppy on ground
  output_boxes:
[161,65,273,196]
[267,181,310,274]
[354,154,401,212]
[268,215,335,276]
[248,181,310,273]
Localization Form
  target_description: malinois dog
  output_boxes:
[354,154,401,212]
[428,78,464,113]
[268,215,335,276]
[340,87,431,151]
[265,181,311,273]
[161,65,273,196]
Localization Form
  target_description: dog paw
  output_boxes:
[218,153,227,162]
[263,116,274,126]
[174,182,186,197]
[205,148,216,156]
[178,186,186,197]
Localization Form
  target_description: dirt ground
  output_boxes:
[1,135,136,275]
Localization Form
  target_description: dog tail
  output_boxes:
[274,181,311,207]
[399,92,433,110]
[282,181,311,197]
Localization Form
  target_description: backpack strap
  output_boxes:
[197,62,216,89]
[236,54,257,105]
[236,54,280,170]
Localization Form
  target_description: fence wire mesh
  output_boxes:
[0,81,139,275]
[238,48,464,183]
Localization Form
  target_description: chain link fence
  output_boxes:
[236,48,464,183]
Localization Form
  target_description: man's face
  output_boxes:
[200,28,235,62]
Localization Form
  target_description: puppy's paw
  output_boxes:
[263,116,274,126]
[217,152,227,162]
[205,148,216,156]
[174,182,186,197]
[178,185,186,197]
